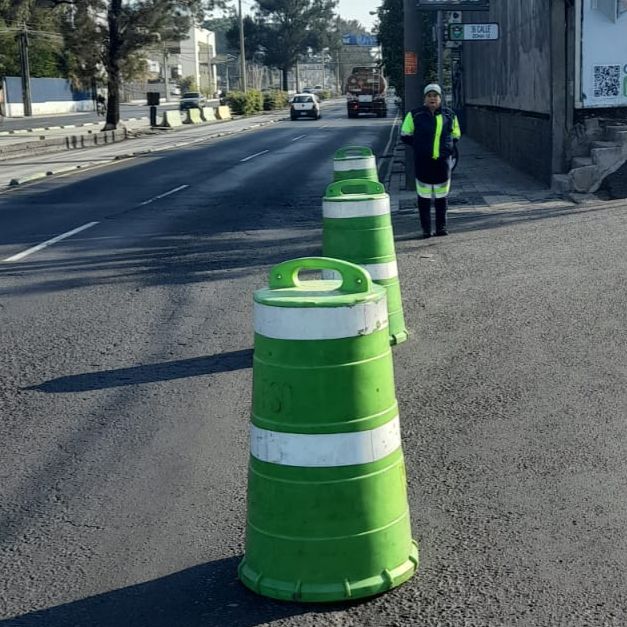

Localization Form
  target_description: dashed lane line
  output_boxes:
[137,184,189,206]
[2,221,99,263]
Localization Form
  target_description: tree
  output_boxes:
[375,0,403,99]
[55,0,226,129]
[1,2,66,80]
[253,0,337,91]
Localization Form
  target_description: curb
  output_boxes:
[0,117,148,137]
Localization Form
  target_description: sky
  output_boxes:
[336,0,381,32]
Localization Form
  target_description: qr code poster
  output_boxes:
[581,3,627,107]
[593,65,621,99]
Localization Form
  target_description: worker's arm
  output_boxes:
[400,111,414,146]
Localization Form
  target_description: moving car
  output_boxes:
[179,91,206,111]
[290,93,321,120]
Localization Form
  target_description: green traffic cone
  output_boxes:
[239,258,418,602]
[333,146,379,182]
[322,179,408,345]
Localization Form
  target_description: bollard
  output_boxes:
[333,146,379,182]
[322,179,408,345]
[239,257,418,602]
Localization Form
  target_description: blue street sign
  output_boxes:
[342,34,379,46]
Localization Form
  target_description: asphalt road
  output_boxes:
[1,101,626,626]
[0,101,205,131]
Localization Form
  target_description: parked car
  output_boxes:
[290,93,321,120]
[170,85,181,97]
[179,91,205,111]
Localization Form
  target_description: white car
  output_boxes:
[290,93,321,120]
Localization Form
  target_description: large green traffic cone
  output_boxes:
[333,146,379,182]
[239,257,418,603]
[322,179,408,345]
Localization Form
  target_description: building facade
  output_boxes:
[460,0,627,186]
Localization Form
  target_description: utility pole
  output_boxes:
[163,47,170,102]
[404,0,424,189]
[19,24,32,117]
[437,11,444,86]
[295,60,300,93]
[238,0,247,92]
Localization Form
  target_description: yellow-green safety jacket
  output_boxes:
[400,106,461,160]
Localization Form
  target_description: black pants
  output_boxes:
[415,156,451,235]
[418,196,447,234]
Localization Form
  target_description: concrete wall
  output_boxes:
[464,1,552,113]
[2,77,92,117]
[462,1,554,182]
[465,106,552,183]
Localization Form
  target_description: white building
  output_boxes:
[166,25,217,93]
[143,25,217,95]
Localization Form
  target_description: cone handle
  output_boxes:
[269,257,373,294]
[325,178,386,198]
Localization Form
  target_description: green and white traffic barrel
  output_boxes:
[333,146,379,182]
[239,257,418,603]
[322,179,408,345]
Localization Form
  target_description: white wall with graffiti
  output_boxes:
[579,0,627,108]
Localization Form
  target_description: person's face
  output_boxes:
[424,91,441,110]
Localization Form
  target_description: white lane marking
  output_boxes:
[290,135,307,142]
[138,184,189,206]
[383,109,400,156]
[3,222,99,262]
[240,149,269,162]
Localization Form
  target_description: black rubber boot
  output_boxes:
[418,197,432,237]
[435,197,448,235]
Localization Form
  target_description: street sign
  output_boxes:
[342,34,379,46]
[417,0,490,10]
[449,23,499,40]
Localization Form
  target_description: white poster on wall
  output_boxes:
[581,0,627,108]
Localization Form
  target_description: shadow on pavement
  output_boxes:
[0,556,331,627]
[26,348,253,393]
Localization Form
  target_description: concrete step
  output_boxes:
[590,140,620,149]
[584,117,601,133]
[571,156,593,169]
[569,164,600,193]
[604,125,627,142]
[551,173,572,193]
[591,146,623,169]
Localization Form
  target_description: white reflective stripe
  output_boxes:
[362,260,398,280]
[416,181,433,199]
[250,416,401,467]
[254,300,388,340]
[434,180,451,198]
[333,156,377,172]
[322,261,397,281]
[323,197,390,218]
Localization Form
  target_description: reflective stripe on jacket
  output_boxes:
[401,106,461,160]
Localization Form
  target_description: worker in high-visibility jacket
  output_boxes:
[401,83,461,238]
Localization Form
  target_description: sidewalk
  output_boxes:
[387,136,576,229]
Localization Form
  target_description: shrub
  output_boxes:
[317,89,332,101]
[263,90,290,110]
[179,76,198,93]
[226,89,264,115]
